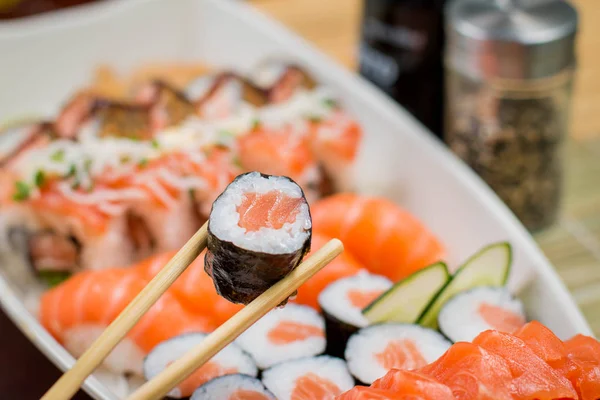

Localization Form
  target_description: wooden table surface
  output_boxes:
[251,0,600,335]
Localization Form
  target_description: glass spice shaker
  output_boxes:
[444,0,578,232]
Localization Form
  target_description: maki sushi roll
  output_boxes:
[205,172,312,304]
[190,374,275,400]
[262,355,354,400]
[236,303,325,369]
[143,333,257,399]
[317,272,391,357]
[344,323,451,385]
[438,286,526,343]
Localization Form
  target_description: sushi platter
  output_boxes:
[0,0,597,399]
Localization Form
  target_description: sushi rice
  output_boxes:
[438,286,526,343]
[143,332,257,399]
[235,303,325,369]
[262,355,354,400]
[190,374,275,400]
[318,271,392,357]
[345,323,451,384]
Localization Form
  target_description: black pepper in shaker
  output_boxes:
[444,0,578,232]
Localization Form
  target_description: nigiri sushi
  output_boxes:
[205,172,312,304]
[311,193,446,281]
[39,267,216,375]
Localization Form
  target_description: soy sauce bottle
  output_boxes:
[359,0,446,139]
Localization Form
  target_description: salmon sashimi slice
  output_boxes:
[514,321,579,379]
[564,334,600,400]
[335,386,408,400]
[478,303,526,333]
[237,190,303,232]
[473,330,577,400]
[370,369,455,400]
[176,361,237,398]
[267,321,324,345]
[419,342,514,400]
[375,340,428,371]
[311,193,445,281]
[294,233,363,309]
[39,268,147,338]
[291,373,342,400]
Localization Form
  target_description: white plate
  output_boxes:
[0,0,593,399]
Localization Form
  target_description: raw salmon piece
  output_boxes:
[267,321,324,345]
[291,373,342,400]
[335,386,405,400]
[565,334,600,364]
[473,330,577,400]
[311,193,445,281]
[294,233,363,309]
[564,334,600,400]
[39,268,147,338]
[514,321,578,379]
[40,264,216,361]
[419,342,514,400]
[237,190,303,232]
[371,369,455,400]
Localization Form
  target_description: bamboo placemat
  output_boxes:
[251,0,600,336]
[535,139,600,335]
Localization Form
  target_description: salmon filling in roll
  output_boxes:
[205,172,312,305]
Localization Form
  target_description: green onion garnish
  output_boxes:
[34,170,45,188]
[12,181,30,201]
[50,149,65,162]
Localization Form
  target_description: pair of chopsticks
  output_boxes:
[41,221,343,400]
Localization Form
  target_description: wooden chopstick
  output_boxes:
[127,238,343,400]
[41,223,210,400]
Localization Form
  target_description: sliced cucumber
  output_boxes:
[417,242,512,329]
[362,262,450,324]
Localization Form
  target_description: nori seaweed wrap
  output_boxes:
[205,172,312,304]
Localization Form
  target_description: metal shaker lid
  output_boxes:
[445,0,578,80]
